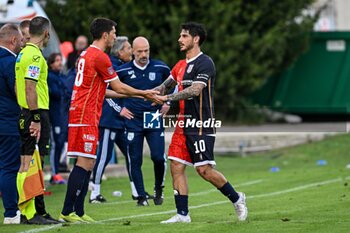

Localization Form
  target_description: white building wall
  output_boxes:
[314,0,350,31]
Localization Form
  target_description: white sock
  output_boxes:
[90,184,100,199]
[130,181,138,197]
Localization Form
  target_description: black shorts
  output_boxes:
[19,109,51,156]
[185,134,216,167]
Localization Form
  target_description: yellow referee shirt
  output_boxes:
[15,43,49,110]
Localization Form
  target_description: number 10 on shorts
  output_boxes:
[194,139,206,153]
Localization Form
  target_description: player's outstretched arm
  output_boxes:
[105,89,130,98]
[153,76,177,95]
[157,82,205,103]
[109,78,162,104]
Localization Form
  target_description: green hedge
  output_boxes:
[45,0,317,119]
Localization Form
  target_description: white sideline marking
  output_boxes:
[191,179,263,197]
[103,179,264,205]
[20,177,349,233]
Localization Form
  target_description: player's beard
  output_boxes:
[180,41,194,53]
[106,40,114,50]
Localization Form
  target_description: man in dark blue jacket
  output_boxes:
[58,67,76,174]
[117,37,170,206]
[47,53,69,184]
[90,36,134,203]
[0,24,23,224]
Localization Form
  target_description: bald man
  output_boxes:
[115,36,171,206]
[0,24,23,224]
[67,35,88,70]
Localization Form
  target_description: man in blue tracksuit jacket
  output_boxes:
[47,53,69,184]
[90,36,135,203]
[0,24,23,224]
[117,36,170,206]
[59,67,76,172]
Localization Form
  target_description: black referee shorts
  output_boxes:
[19,109,51,156]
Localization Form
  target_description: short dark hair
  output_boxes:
[47,52,61,66]
[181,22,207,45]
[29,16,50,36]
[19,20,30,30]
[90,18,117,40]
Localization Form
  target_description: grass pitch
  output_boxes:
[1,134,350,233]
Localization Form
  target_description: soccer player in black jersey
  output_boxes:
[155,22,248,223]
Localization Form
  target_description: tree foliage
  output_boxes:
[44,0,317,119]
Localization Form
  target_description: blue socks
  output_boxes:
[218,182,239,203]
[61,166,88,215]
[174,191,188,216]
[75,171,91,217]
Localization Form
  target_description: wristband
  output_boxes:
[30,109,41,123]
[165,101,171,106]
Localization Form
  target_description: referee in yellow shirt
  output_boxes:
[15,16,59,225]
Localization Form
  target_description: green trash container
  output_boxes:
[252,32,350,114]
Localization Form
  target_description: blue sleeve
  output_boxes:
[162,66,170,81]
[116,69,126,82]
[47,74,62,100]
[160,63,172,91]
[5,61,16,97]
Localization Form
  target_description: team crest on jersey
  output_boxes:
[149,72,156,81]
[84,142,93,153]
[187,64,194,73]
[108,66,114,75]
[27,65,40,79]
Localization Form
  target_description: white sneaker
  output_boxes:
[160,214,191,224]
[233,192,248,221]
[3,210,21,224]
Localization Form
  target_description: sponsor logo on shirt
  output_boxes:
[83,134,96,141]
[27,65,40,79]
